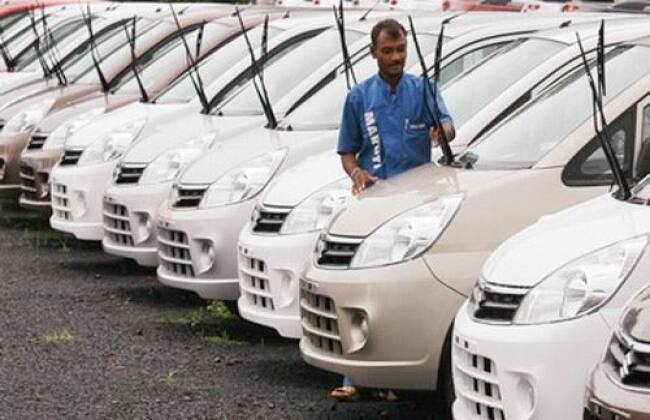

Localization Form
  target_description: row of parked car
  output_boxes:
[0,0,648,418]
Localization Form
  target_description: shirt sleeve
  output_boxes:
[337,90,362,155]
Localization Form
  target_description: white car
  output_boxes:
[48,13,350,241]
[152,13,568,301]
[452,174,650,419]
[235,16,641,340]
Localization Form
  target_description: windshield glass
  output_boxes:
[13,17,89,70]
[70,20,162,82]
[112,23,233,94]
[154,25,282,104]
[215,29,365,116]
[282,34,438,130]
[0,12,27,31]
[444,39,565,128]
[459,45,650,169]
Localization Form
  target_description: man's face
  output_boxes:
[371,29,407,80]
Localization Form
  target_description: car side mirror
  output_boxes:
[636,140,650,180]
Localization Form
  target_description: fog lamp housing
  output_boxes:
[134,212,153,244]
[196,240,215,274]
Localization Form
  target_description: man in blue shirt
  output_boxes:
[338,18,455,195]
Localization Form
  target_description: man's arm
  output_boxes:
[341,153,378,195]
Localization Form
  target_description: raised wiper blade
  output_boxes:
[123,17,149,102]
[0,28,14,71]
[81,4,109,93]
[408,16,454,165]
[28,11,52,79]
[169,4,210,113]
[41,6,67,86]
[334,0,357,91]
[576,29,630,200]
[235,9,277,129]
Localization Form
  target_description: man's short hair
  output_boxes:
[371,19,407,46]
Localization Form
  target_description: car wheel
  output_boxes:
[435,326,455,420]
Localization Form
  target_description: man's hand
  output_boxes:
[351,167,378,195]
[430,122,455,147]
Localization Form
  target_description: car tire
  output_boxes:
[435,326,455,420]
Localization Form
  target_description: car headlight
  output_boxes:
[349,194,463,268]
[513,235,648,325]
[139,132,219,185]
[77,119,146,167]
[200,149,286,208]
[3,100,54,134]
[280,177,352,235]
[43,108,104,151]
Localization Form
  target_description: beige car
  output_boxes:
[299,33,650,397]
[0,4,233,198]
[17,12,272,211]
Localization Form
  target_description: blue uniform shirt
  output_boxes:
[337,73,453,179]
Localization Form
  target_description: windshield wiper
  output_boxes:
[122,17,149,102]
[28,11,52,79]
[334,0,357,91]
[409,16,454,165]
[0,28,14,71]
[576,21,630,200]
[81,4,109,93]
[235,9,277,129]
[40,7,67,86]
[169,5,210,113]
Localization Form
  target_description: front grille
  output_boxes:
[606,330,650,390]
[454,335,506,420]
[114,163,146,185]
[252,204,292,233]
[157,225,194,277]
[27,132,48,150]
[173,184,208,208]
[300,282,342,355]
[239,254,274,310]
[471,281,530,323]
[60,149,83,166]
[103,199,134,246]
[315,234,363,268]
[19,163,37,200]
[51,183,71,220]
[584,399,630,420]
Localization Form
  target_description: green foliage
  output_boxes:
[206,300,235,320]
[40,329,74,343]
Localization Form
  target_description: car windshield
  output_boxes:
[443,38,565,128]
[154,25,283,104]
[214,29,365,116]
[112,23,233,94]
[280,34,439,130]
[70,20,162,83]
[458,45,650,169]
[13,17,90,70]
[0,12,27,31]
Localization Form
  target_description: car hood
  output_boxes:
[122,114,266,164]
[36,93,141,133]
[0,83,96,122]
[261,150,346,207]
[620,285,650,343]
[328,164,513,237]
[0,71,42,95]
[483,194,650,288]
[180,127,337,185]
[65,103,191,149]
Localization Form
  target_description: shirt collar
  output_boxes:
[375,73,405,96]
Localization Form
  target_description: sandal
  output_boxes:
[330,385,361,402]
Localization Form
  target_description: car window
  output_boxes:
[563,108,635,186]
[154,25,283,104]
[438,41,509,86]
[458,45,650,170]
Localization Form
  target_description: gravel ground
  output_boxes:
[0,198,439,419]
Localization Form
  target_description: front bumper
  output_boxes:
[0,131,29,193]
[299,258,465,390]
[155,200,256,300]
[237,226,318,339]
[584,362,650,420]
[452,303,612,420]
[49,161,116,240]
[18,148,62,211]
[102,183,172,267]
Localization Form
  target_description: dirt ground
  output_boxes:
[0,198,439,419]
